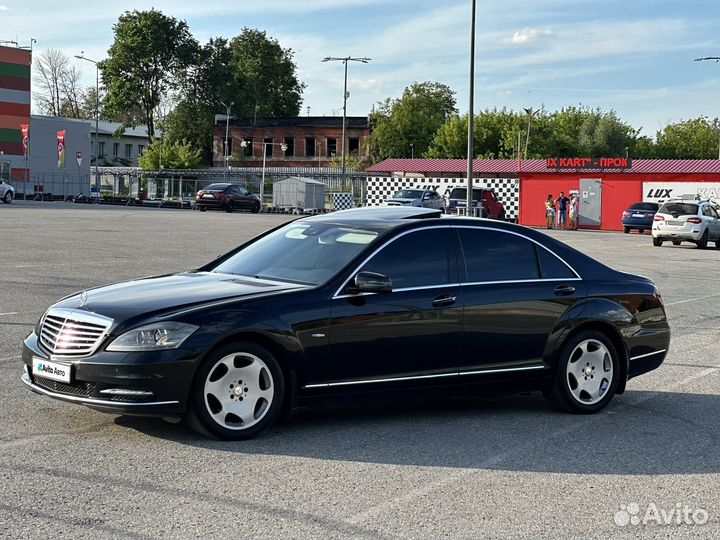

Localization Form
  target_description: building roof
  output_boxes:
[367,158,720,175]
[93,121,158,138]
[225,116,369,129]
[274,176,325,185]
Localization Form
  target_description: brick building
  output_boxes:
[213,116,370,168]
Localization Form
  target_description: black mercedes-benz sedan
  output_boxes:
[22,207,670,439]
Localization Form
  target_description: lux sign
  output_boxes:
[546,157,632,169]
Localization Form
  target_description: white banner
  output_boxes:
[643,182,720,204]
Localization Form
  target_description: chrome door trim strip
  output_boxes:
[629,349,667,361]
[332,224,582,299]
[21,371,179,407]
[303,364,546,389]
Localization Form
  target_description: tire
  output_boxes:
[2,190,13,204]
[251,202,261,214]
[623,226,630,234]
[199,206,207,212]
[697,230,709,249]
[543,330,620,414]
[715,240,720,249]
[185,341,284,440]
[652,237,663,247]
[224,199,233,213]
[672,240,681,246]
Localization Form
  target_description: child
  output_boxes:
[545,194,555,229]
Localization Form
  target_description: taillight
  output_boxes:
[197,191,204,197]
[653,285,666,314]
[654,215,665,221]
[687,217,702,224]
[622,211,631,218]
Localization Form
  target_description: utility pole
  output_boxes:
[466,0,477,215]
[523,107,538,159]
[220,101,234,180]
[322,55,371,187]
[75,52,100,198]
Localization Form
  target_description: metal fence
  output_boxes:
[19,166,368,208]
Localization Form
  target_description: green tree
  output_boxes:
[100,9,199,144]
[162,99,215,163]
[368,81,457,161]
[138,139,202,170]
[654,117,720,159]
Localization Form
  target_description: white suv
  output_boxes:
[0,180,14,204]
[651,199,720,248]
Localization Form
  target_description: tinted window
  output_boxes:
[205,183,230,191]
[449,188,484,200]
[659,203,698,216]
[394,190,424,199]
[458,229,539,282]
[360,228,450,289]
[630,202,659,211]
[537,247,576,279]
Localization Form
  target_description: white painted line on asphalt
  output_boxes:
[13,265,40,268]
[665,293,720,306]
[0,312,18,316]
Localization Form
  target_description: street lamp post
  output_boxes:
[523,107,539,160]
[75,52,100,198]
[220,101,234,179]
[466,0,477,215]
[241,139,287,210]
[322,56,371,187]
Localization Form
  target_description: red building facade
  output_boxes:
[213,116,370,168]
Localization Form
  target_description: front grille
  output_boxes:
[38,308,113,357]
[31,374,96,397]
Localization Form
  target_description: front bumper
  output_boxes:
[21,332,198,416]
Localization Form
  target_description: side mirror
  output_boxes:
[348,271,393,294]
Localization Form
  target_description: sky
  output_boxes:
[2,0,720,138]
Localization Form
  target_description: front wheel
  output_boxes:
[185,342,284,440]
[672,240,681,246]
[623,226,630,234]
[251,201,261,214]
[199,205,207,212]
[543,331,620,414]
[2,191,13,204]
[697,230,709,249]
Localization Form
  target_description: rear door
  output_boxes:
[456,226,585,373]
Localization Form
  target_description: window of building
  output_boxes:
[305,137,316,157]
[283,137,294,156]
[138,144,145,156]
[264,137,273,157]
[327,137,337,156]
[348,137,360,155]
[243,138,254,156]
[98,141,106,158]
[125,144,133,158]
[113,143,120,157]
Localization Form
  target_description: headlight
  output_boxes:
[106,322,198,352]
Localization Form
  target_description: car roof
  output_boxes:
[306,207,441,225]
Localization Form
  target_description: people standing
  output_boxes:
[555,191,570,230]
[568,193,578,230]
[545,194,555,229]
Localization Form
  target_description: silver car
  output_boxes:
[384,189,445,211]
[0,180,14,204]
[651,199,720,248]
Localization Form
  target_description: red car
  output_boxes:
[444,186,506,220]
[196,183,261,213]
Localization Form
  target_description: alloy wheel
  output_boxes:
[565,339,614,405]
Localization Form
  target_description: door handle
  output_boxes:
[554,284,576,296]
[432,294,457,307]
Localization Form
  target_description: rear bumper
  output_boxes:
[652,226,703,241]
[622,218,653,229]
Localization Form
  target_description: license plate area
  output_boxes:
[32,357,71,383]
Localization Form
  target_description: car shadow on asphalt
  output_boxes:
[115,389,718,475]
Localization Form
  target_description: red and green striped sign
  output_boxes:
[0,45,31,157]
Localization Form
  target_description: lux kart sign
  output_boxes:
[644,182,720,203]
[547,157,632,170]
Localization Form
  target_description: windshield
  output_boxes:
[659,203,698,216]
[630,202,659,211]
[393,190,424,199]
[203,183,230,191]
[448,188,484,200]
[211,222,380,285]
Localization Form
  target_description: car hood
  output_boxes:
[52,272,308,322]
[386,198,417,204]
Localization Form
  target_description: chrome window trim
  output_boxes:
[303,364,547,389]
[332,224,582,299]
[21,371,179,407]
[629,349,667,361]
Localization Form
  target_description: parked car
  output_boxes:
[384,188,445,211]
[651,199,720,248]
[0,180,15,204]
[622,201,659,233]
[444,185,505,219]
[196,183,261,213]
[22,207,670,440]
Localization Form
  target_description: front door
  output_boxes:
[329,227,462,384]
[579,178,602,227]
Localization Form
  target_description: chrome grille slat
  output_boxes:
[38,308,113,358]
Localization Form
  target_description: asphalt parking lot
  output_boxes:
[1,202,719,540]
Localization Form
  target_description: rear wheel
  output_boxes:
[543,330,620,414]
[199,205,207,212]
[652,237,663,247]
[224,198,233,213]
[623,226,630,234]
[185,341,284,440]
[697,230,709,249]
[672,240,681,246]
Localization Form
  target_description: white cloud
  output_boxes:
[506,28,554,45]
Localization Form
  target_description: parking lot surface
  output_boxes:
[1,202,718,539]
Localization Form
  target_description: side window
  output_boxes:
[536,246,576,279]
[711,207,719,219]
[458,229,539,282]
[359,228,451,289]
